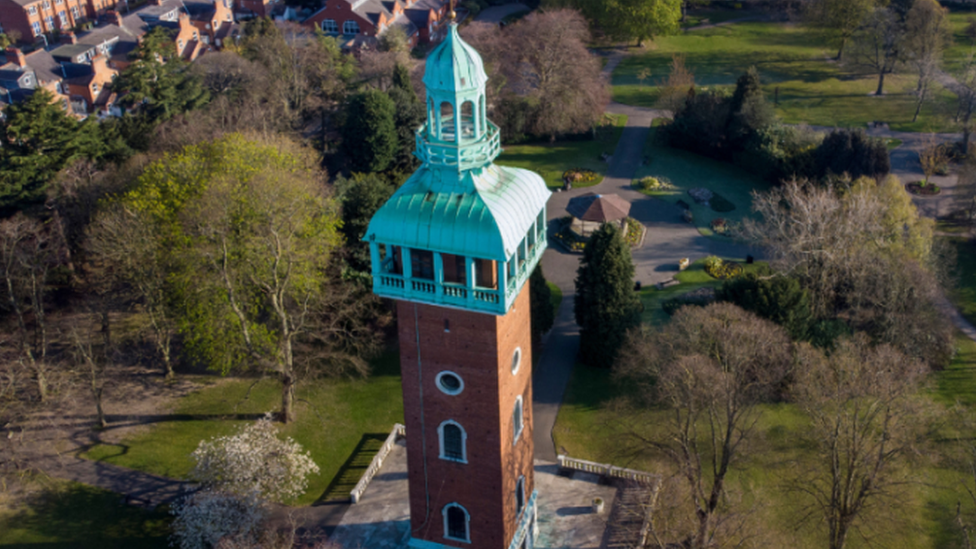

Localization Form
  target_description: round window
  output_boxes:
[436,371,464,395]
[511,347,522,375]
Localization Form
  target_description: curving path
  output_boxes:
[532,100,759,461]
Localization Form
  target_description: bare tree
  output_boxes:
[851,7,905,96]
[656,54,695,114]
[789,337,930,549]
[956,54,976,152]
[68,314,108,428]
[918,134,949,185]
[805,0,879,60]
[0,214,67,402]
[903,0,950,122]
[616,303,793,549]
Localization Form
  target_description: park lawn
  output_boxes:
[944,12,976,74]
[680,7,759,29]
[83,351,404,506]
[496,114,627,190]
[0,479,171,548]
[613,21,957,131]
[552,329,976,549]
[634,128,770,236]
[638,258,766,325]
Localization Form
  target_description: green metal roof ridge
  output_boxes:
[365,163,549,260]
[422,23,487,93]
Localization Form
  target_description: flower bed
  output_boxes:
[906,182,941,196]
[624,217,643,246]
[633,176,676,192]
[562,168,600,185]
[703,255,743,279]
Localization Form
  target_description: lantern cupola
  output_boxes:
[365,22,550,316]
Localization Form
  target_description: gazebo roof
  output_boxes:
[566,193,631,222]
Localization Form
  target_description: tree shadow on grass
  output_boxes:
[0,482,170,549]
[314,433,389,504]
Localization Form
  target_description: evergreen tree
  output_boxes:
[0,89,85,211]
[530,266,556,347]
[726,66,775,142]
[113,26,210,123]
[387,65,424,171]
[716,268,813,341]
[574,223,642,368]
[334,172,395,272]
[342,90,397,173]
[813,128,890,181]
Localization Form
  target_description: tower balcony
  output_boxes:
[369,223,547,316]
[415,121,501,172]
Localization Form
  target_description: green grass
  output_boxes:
[947,236,976,327]
[638,258,766,325]
[614,22,956,132]
[886,138,904,150]
[0,479,171,548]
[634,128,771,235]
[497,115,627,189]
[547,281,563,311]
[680,8,758,29]
[83,351,405,506]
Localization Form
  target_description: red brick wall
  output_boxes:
[303,0,374,36]
[0,0,37,42]
[397,284,534,549]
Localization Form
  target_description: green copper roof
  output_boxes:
[423,23,487,94]
[365,163,549,261]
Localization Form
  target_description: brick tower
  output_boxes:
[364,20,550,549]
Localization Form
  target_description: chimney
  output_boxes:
[107,9,124,25]
[60,31,78,44]
[5,47,26,68]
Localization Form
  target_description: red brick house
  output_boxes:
[0,0,88,44]
[62,52,118,115]
[302,0,448,48]
[0,45,71,112]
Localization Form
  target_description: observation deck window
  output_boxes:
[461,101,475,141]
[442,253,466,285]
[412,249,434,280]
[380,244,402,275]
[440,102,455,142]
[474,258,497,289]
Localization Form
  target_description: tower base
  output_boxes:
[405,491,539,549]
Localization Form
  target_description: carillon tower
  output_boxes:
[364,18,550,549]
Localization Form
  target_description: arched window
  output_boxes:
[511,347,521,375]
[480,94,486,135]
[321,19,338,33]
[460,100,475,141]
[513,396,524,444]
[443,503,470,543]
[343,20,360,34]
[439,101,455,142]
[438,420,466,462]
[515,475,525,518]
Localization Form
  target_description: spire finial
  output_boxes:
[447,0,456,22]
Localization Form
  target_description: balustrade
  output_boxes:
[350,423,406,504]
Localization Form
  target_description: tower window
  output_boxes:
[440,101,455,142]
[513,396,524,444]
[411,249,434,280]
[442,253,466,285]
[460,100,475,141]
[516,475,525,518]
[436,371,463,396]
[444,503,470,543]
[438,420,466,462]
[511,347,521,375]
[473,258,496,289]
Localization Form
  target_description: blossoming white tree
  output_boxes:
[171,414,320,549]
[190,412,320,503]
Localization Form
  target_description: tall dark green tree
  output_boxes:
[574,223,642,368]
[530,266,556,347]
[387,64,424,171]
[726,66,775,142]
[113,26,210,123]
[342,90,397,173]
[0,89,87,210]
[334,172,395,272]
[716,269,813,341]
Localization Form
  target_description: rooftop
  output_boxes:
[329,441,619,549]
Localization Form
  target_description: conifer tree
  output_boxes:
[342,89,397,173]
[387,64,424,171]
[530,266,555,347]
[574,223,642,368]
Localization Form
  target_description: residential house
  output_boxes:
[186,0,236,48]
[302,0,448,48]
[0,0,88,44]
[0,45,71,111]
[236,0,278,19]
[61,53,117,115]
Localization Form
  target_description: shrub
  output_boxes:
[710,218,727,234]
[813,128,890,181]
[704,256,743,279]
[716,269,813,341]
[563,168,600,184]
[634,175,674,192]
[662,287,716,316]
[461,0,481,16]
[709,193,736,212]
[624,217,643,245]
